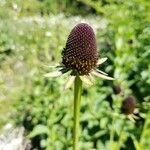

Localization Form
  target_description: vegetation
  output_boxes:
[0,0,149,149]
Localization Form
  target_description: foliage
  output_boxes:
[0,0,94,16]
[0,0,150,149]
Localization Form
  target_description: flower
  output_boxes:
[121,96,139,122]
[113,85,122,95]
[121,96,136,115]
[44,23,114,89]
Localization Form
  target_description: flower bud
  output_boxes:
[113,85,122,95]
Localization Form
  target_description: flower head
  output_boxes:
[121,96,139,122]
[44,23,114,88]
[62,23,98,75]
[121,96,136,115]
[113,85,122,95]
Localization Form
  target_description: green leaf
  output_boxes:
[28,125,49,138]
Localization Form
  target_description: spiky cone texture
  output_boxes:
[62,23,98,75]
[44,23,114,89]
[121,96,136,115]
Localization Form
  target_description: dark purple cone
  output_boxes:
[113,85,122,95]
[62,23,98,75]
[121,96,136,115]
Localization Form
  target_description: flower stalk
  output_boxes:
[44,23,114,149]
[73,75,82,150]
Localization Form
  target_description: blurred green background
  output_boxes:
[0,0,150,149]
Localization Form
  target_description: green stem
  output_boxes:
[109,115,115,149]
[139,111,150,148]
[117,119,126,150]
[73,76,82,150]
